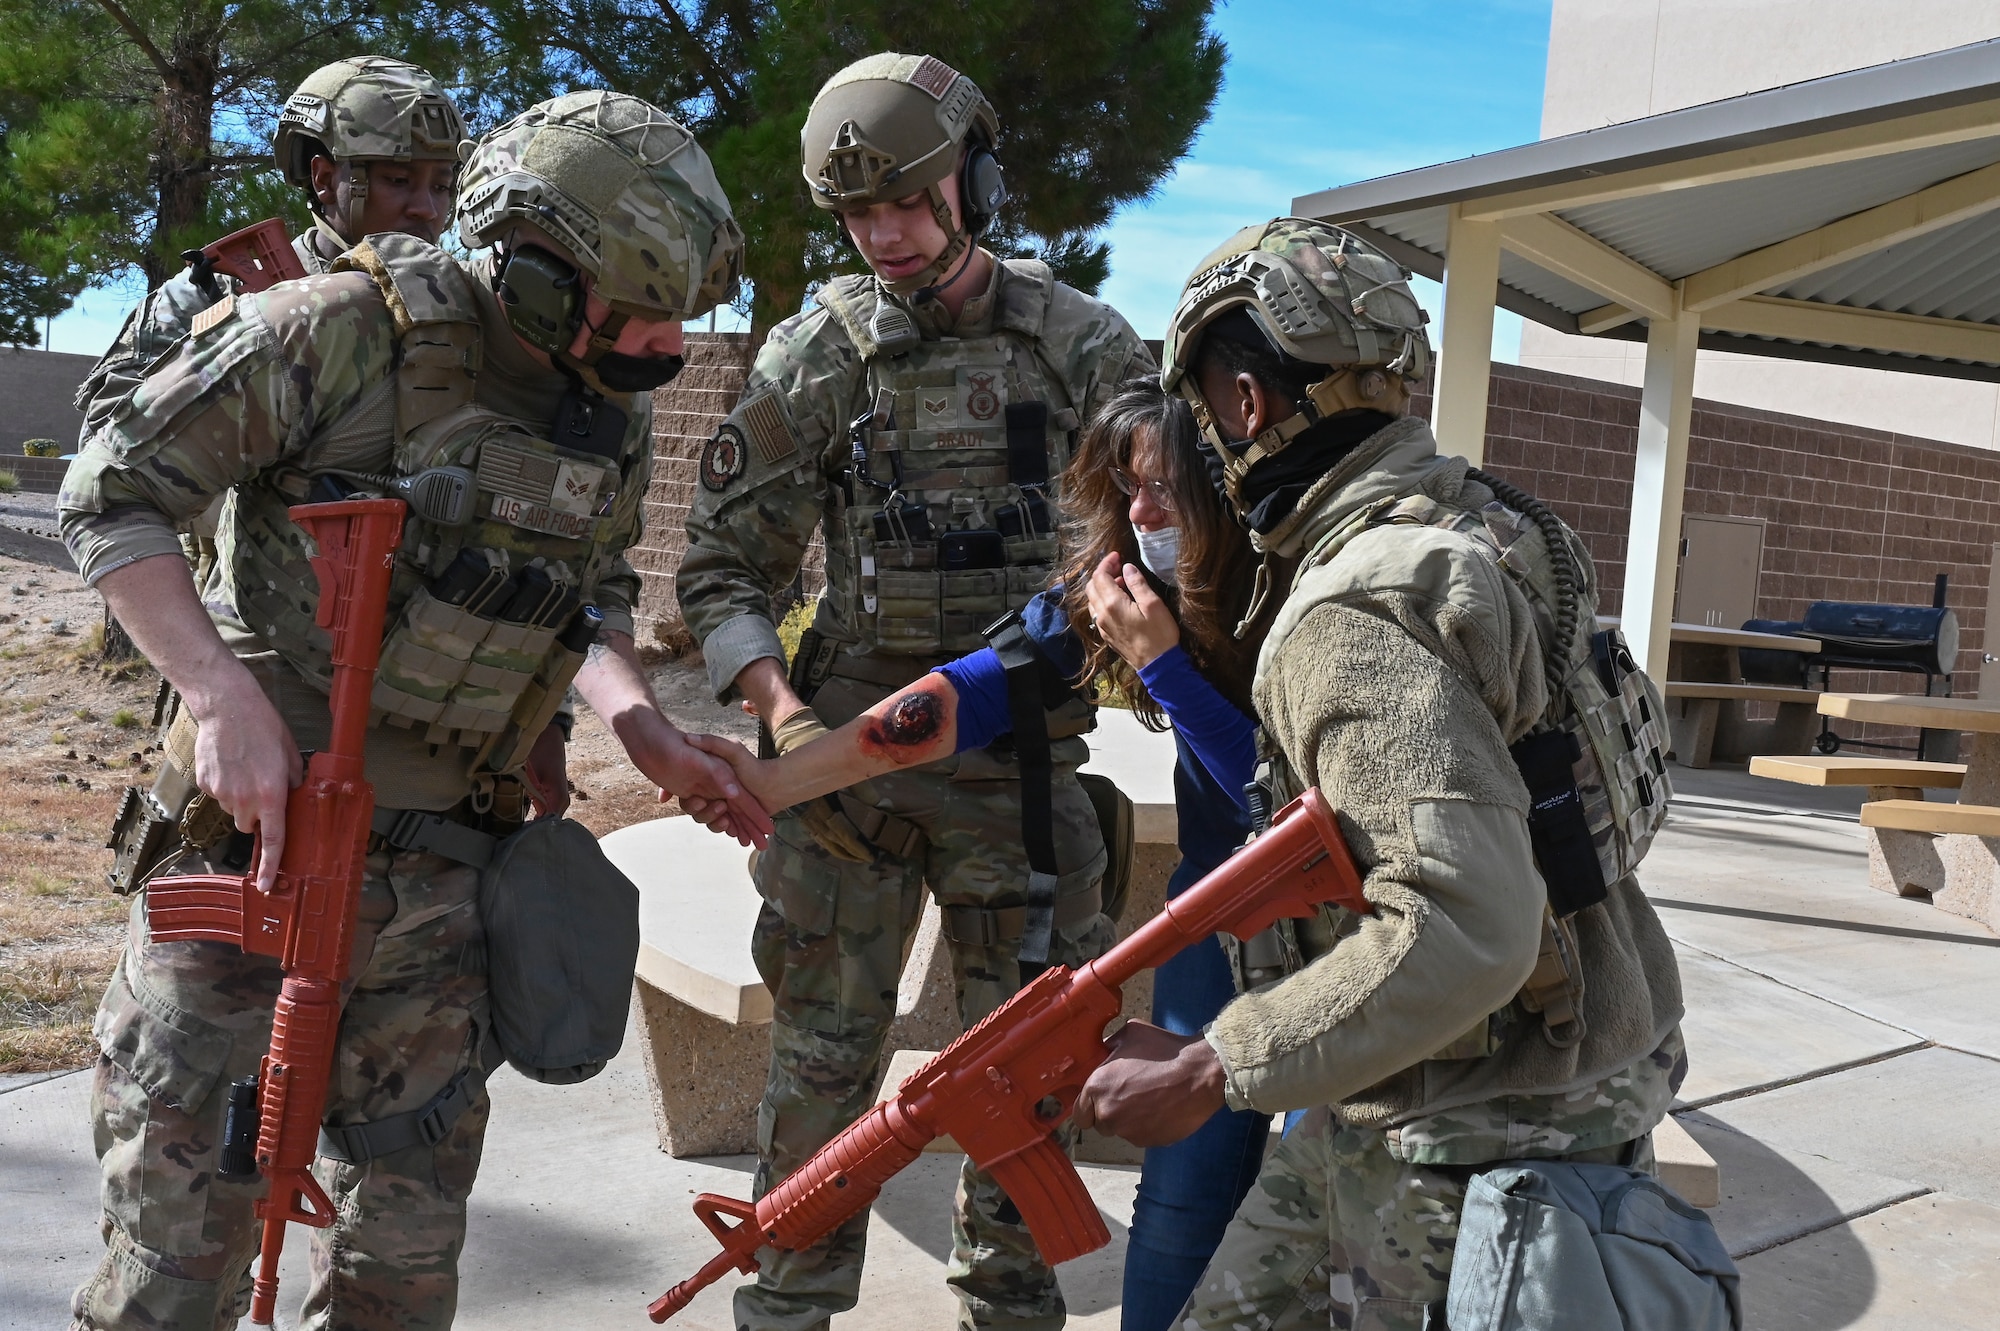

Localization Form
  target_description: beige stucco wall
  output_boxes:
[1519,0,2000,450]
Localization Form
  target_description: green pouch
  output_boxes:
[478,817,640,1085]
[374,587,498,724]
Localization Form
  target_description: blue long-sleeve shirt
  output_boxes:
[934,588,1255,876]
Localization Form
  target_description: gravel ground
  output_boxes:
[0,493,61,541]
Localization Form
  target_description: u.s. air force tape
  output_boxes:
[700,425,747,492]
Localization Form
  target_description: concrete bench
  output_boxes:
[1747,753,1994,913]
[603,707,1183,1160]
[1664,682,1822,769]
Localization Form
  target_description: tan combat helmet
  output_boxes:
[456,91,744,383]
[802,53,1006,294]
[274,56,469,240]
[1161,218,1432,510]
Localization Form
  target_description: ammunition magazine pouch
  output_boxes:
[319,1026,503,1165]
[476,816,640,1085]
[829,791,927,860]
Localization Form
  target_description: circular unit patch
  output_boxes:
[700,425,747,492]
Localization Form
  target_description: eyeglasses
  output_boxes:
[1111,468,1176,512]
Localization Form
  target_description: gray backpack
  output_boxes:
[1447,1160,1740,1331]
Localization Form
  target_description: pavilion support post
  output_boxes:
[1621,298,1699,682]
[1431,203,1501,466]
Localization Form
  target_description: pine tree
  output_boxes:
[0,0,477,332]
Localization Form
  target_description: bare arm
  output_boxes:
[96,553,302,892]
[573,630,773,846]
[733,655,809,729]
[715,673,962,814]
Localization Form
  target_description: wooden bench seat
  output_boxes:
[1860,799,2000,837]
[1749,755,1966,792]
[1664,683,1822,769]
[1664,682,1822,704]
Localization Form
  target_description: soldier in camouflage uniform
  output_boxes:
[676,52,1153,1331]
[60,92,754,1331]
[76,56,470,442]
[1070,220,1687,1330]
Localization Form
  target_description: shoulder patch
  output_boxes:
[189,293,237,338]
[701,425,748,492]
[738,387,801,468]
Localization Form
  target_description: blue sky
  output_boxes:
[42,0,1553,358]
[1098,0,1553,359]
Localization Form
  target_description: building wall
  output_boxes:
[630,333,827,650]
[1437,362,1995,739]
[0,348,94,455]
[1522,1,2000,451]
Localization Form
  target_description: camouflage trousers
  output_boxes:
[741,748,1111,1331]
[1178,1071,1671,1331]
[72,844,493,1331]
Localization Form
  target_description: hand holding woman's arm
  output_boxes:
[1086,552,1180,669]
[686,674,964,824]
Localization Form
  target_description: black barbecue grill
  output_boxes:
[1740,577,1959,757]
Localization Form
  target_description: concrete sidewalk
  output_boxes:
[5,768,1998,1329]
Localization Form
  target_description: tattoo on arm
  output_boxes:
[586,642,612,666]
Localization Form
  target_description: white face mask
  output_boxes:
[1135,525,1180,587]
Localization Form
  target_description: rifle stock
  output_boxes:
[199,218,307,294]
[145,498,404,1326]
[648,788,1363,1322]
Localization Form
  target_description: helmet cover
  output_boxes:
[457,91,744,322]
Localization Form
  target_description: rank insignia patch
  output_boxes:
[701,426,747,492]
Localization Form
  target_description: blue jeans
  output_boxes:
[1122,859,1270,1331]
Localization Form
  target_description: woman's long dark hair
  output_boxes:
[1058,379,1264,727]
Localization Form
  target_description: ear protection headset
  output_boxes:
[493,243,585,355]
[833,135,1009,257]
[959,136,1007,236]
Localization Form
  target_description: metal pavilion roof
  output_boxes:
[1292,37,2000,381]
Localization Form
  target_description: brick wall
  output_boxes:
[1435,363,1998,740]
[631,332,827,649]
[0,453,69,494]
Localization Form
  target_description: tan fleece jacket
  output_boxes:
[1205,420,1683,1125]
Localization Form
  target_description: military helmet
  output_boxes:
[274,56,468,242]
[802,53,1004,293]
[457,91,744,322]
[274,56,466,185]
[1162,218,1432,509]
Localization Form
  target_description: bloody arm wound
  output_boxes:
[740,674,960,811]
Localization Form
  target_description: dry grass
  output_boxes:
[0,558,159,1073]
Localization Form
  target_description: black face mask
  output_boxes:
[1203,409,1397,534]
[583,352,686,393]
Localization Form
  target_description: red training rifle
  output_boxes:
[185,217,307,298]
[145,498,405,1326]
[648,788,1366,1322]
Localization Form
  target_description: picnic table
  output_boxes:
[1752,693,2000,933]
